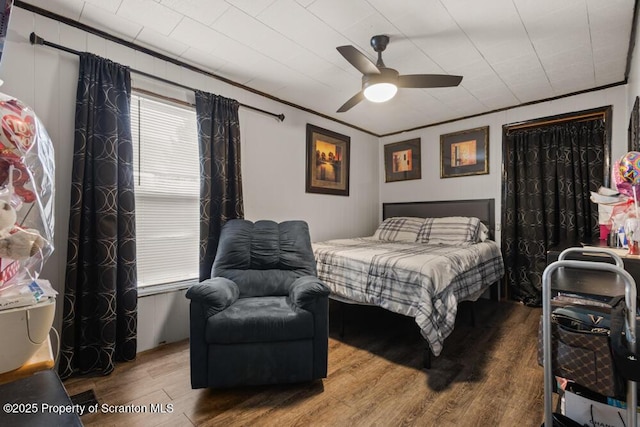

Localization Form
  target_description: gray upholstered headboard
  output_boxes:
[382,199,495,239]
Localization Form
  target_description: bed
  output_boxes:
[312,199,505,364]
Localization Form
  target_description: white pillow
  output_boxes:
[417,216,486,245]
[478,222,489,242]
[373,217,425,242]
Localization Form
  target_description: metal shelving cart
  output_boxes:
[541,248,637,426]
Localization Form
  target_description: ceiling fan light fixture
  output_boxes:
[336,35,462,112]
[364,82,397,103]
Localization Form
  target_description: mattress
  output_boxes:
[312,237,505,356]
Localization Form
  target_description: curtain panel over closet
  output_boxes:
[503,118,605,306]
[59,53,138,379]
[195,91,244,281]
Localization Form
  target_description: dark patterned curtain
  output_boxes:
[59,53,137,379]
[503,119,605,306]
[195,91,243,281]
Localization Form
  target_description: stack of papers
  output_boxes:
[0,280,57,311]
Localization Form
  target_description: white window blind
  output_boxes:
[130,94,200,287]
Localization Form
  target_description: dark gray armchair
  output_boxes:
[186,219,330,388]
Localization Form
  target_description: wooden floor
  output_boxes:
[63,299,545,427]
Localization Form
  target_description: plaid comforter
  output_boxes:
[312,238,505,356]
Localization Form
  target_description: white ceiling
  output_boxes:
[20,0,635,135]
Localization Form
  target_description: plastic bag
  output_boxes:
[0,92,54,286]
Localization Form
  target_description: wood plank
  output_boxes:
[80,389,173,426]
[65,300,547,427]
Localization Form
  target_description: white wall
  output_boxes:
[241,99,379,242]
[379,85,629,243]
[0,8,379,352]
[627,2,640,121]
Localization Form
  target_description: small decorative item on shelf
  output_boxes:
[625,217,640,255]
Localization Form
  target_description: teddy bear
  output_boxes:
[0,199,44,260]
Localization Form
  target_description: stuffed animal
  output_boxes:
[0,200,44,260]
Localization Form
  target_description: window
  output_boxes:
[130,94,200,287]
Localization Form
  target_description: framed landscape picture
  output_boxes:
[629,96,639,151]
[384,138,421,182]
[305,124,350,196]
[440,126,489,178]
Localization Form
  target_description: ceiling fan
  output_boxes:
[336,35,463,112]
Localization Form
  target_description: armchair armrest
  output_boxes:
[289,275,330,311]
[186,277,239,318]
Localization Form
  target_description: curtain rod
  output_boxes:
[504,111,605,132]
[29,32,285,122]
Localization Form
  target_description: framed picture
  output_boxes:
[384,138,421,182]
[440,126,489,178]
[305,124,350,196]
[629,96,639,151]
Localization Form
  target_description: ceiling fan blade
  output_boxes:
[337,91,364,113]
[337,45,380,75]
[398,74,463,88]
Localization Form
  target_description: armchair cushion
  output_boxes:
[212,220,317,297]
[185,277,239,318]
[289,276,330,311]
[206,296,313,344]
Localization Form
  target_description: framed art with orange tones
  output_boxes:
[384,138,421,183]
[305,124,350,196]
[440,126,489,178]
